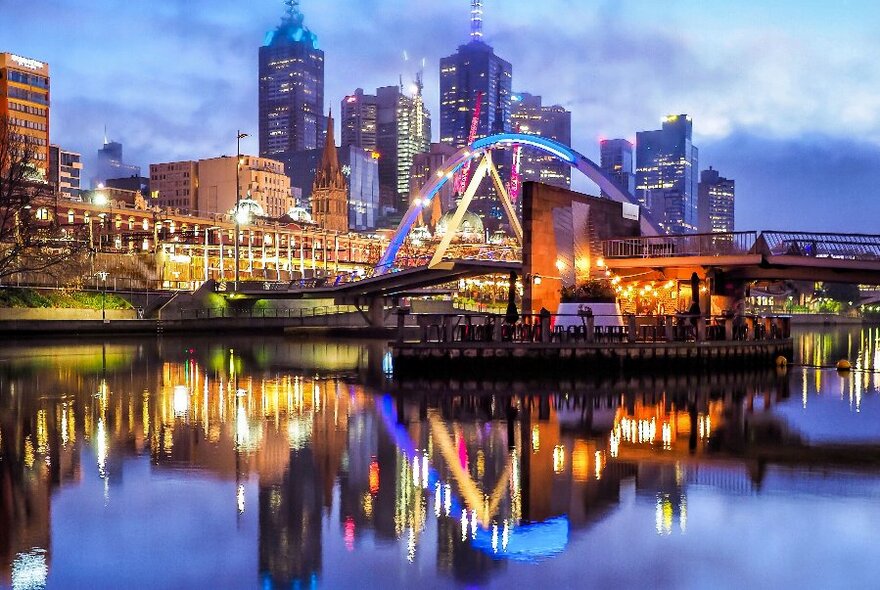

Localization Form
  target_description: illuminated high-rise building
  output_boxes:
[599,139,635,199]
[439,1,512,148]
[374,82,431,214]
[636,114,699,234]
[698,167,735,233]
[0,52,50,178]
[259,1,325,157]
[510,93,571,190]
[340,89,377,152]
[93,138,140,188]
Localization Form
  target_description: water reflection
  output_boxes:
[0,329,879,588]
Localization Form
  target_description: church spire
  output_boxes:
[310,111,349,233]
[315,112,344,189]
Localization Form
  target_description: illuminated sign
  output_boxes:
[10,54,45,71]
[622,202,640,221]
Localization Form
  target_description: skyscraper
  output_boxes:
[636,114,699,234]
[311,114,348,233]
[374,82,431,215]
[259,1,325,157]
[341,146,380,231]
[340,89,377,152]
[93,138,140,188]
[698,167,735,233]
[439,1,512,148]
[1,53,50,178]
[599,139,635,198]
[510,93,571,190]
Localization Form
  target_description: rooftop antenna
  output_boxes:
[283,0,302,23]
[103,124,108,145]
[470,0,483,42]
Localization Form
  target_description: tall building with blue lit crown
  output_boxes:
[259,0,325,157]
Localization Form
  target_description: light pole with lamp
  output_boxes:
[96,271,109,323]
[234,131,249,291]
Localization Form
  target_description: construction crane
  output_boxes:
[454,90,484,195]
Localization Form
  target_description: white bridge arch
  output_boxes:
[377,133,659,272]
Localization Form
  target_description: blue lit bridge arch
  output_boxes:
[377,133,660,272]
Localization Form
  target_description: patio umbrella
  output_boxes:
[505,270,519,323]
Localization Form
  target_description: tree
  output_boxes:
[0,116,87,280]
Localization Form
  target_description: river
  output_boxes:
[1,326,879,589]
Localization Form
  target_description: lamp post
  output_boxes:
[234,131,249,291]
[96,271,109,323]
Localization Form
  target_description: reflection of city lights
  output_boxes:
[595,451,603,480]
[502,520,510,551]
[680,496,688,533]
[97,419,108,479]
[531,425,540,453]
[287,416,312,450]
[369,459,380,494]
[362,492,374,519]
[173,385,190,417]
[61,407,69,447]
[36,410,48,456]
[572,442,589,482]
[470,509,478,540]
[434,483,441,517]
[655,494,674,536]
[407,528,416,563]
[461,509,468,541]
[237,484,245,514]
[609,429,620,457]
[553,445,565,474]
[444,484,451,516]
[492,523,499,553]
[345,517,356,552]
[11,548,48,590]
[412,455,420,486]
[422,454,429,488]
[661,422,672,449]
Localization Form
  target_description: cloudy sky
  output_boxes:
[2,0,879,231]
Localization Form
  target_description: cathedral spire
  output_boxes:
[311,111,348,233]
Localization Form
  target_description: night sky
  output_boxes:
[2,0,878,231]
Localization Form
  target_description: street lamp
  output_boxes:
[96,271,110,323]
[234,131,250,291]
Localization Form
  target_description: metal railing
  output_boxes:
[402,311,791,345]
[0,274,170,293]
[172,305,357,321]
[602,232,758,259]
[760,231,880,260]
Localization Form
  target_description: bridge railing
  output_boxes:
[172,305,358,321]
[760,231,880,260]
[400,311,791,345]
[602,231,758,259]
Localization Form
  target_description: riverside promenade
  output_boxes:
[391,311,793,373]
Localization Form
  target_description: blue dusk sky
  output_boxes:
[2,0,879,231]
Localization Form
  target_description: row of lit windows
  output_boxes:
[5,70,49,88]
[6,86,48,105]
[7,100,47,117]
[9,116,47,131]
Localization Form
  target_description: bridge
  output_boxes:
[601,231,880,284]
[220,132,880,322]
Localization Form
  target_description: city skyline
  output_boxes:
[2,0,879,231]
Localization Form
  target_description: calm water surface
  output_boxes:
[2,327,880,589]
